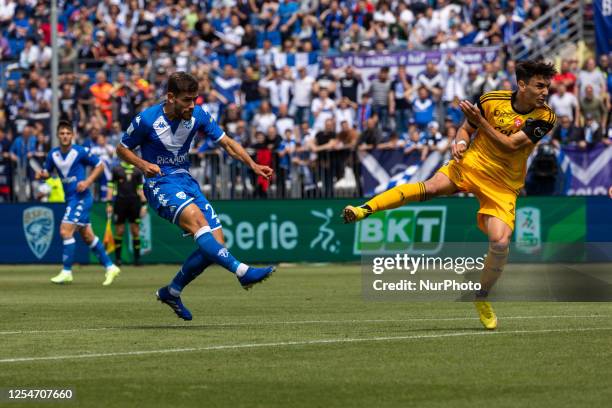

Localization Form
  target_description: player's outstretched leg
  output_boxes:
[194,226,275,290]
[157,250,211,320]
[51,237,76,284]
[342,182,427,223]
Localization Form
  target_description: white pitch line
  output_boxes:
[0,315,609,336]
[1,327,611,364]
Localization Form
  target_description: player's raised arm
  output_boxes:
[217,135,274,179]
[459,100,554,151]
[196,105,274,180]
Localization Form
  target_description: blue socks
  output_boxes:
[90,236,113,268]
[194,226,249,276]
[169,249,213,296]
[62,237,76,271]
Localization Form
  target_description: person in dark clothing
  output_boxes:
[106,161,147,266]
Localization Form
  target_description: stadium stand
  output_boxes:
[0,0,610,202]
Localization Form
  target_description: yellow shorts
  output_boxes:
[437,160,517,233]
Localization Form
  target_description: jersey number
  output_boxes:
[204,204,219,221]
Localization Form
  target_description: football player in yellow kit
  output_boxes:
[343,60,557,329]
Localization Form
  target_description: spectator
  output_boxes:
[311,88,336,133]
[578,57,607,100]
[276,128,296,197]
[358,115,382,151]
[339,66,361,104]
[377,131,405,150]
[275,104,296,140]
[416,61,443,101]
[415,7,442,46]
[314,58,338,96]
[472,5,499,46]
[499,7,523,44]
[335,97,356,132]
[252,131,273,197]
[220,103,243,135]
[445,97,464,127]
[0,128,11,159]
[465,68,483,102]
[580,113,603,148]
[337,120,359,150]
[356,92,373,132]
[476,62,504,94]
[9,123,36,166]
[549,84,578,122]
[404,128,429,162]
[241,65,262,123]
[252,100,277,134]
[76,74,94,129]
[112,72,139,130]
[18,39,40,70]
[369,66,392,130]
[578,85,607,130]
[439,57,468,105]
[320,1,344,48]
[0,31,11,60]
[259,69,292,113]
[423,121,444,149]
[215,65,242,108]
[90,70,114,129]
[412,86,435,130]
[389,65,413,134]
[552,115,582,147]
[29,129,49,169]
[291,66,314,126]
[552,58,577,94]
[59,37,78,72]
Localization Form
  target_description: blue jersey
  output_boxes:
[44,145,100,201]
[120,103,226,177]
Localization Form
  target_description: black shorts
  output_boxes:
[113,199,141,224]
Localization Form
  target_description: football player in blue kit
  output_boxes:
[116,72,275,321]
[36,120,121,285]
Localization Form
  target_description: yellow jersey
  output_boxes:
[462,90,556,192]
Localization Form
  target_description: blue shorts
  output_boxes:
[144,172,222,231]
[62,195,93,226]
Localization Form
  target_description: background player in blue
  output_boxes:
[36,120,121,285]
[116,72,275,321]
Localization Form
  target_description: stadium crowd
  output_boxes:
[0,0,610,201]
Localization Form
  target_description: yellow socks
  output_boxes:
[365,182,427,212]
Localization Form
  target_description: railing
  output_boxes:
[508,0,587,61]
[191,149,362,200]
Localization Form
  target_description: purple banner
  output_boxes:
[560,144,612,196]
[330,47,500,72]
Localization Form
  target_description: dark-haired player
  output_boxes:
[116,72,275,321]
[36,120,120,285]
[343,60,557,329]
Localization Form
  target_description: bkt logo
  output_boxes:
[353,206,446,254]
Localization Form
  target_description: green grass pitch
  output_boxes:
[1,264,611,407]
